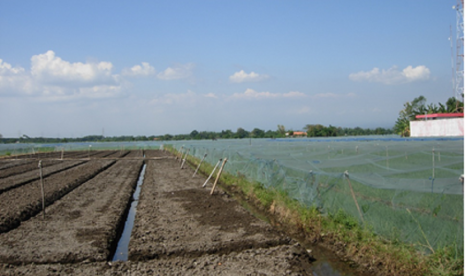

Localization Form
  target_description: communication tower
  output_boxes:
[453,0,464,106]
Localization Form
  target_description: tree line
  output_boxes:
[0,135,158,144]
[159,125,393,141]
[0,124,395,144]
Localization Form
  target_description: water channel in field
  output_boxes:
[111,163,146,261]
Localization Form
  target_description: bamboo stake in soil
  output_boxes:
[210,158,228,195]
[38,160,46,219]
[180,149,190,169]
[344,170,363,223]
[193,153,207,177]
[202,159,222,187]
[177,147,184,161]
[432,148,435,179]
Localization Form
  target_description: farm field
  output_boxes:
[0,149,321,275]
[176,137,464,254]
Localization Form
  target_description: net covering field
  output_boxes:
[170,136,464,254]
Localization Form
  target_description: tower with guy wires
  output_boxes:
[454,0,464,104]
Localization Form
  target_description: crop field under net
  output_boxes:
[168,136,464,255]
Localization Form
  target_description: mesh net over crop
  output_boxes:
[170,136,464,253]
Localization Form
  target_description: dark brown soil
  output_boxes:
[0,160,143,264]
[0,150,318,275]
[0,160,114,233]
[0,160,86,194]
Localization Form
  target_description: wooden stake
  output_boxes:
[432,148,435,179]
[344,171,363,222]
[178,147,184,161]
[38,160,46,219]
[386,146,389,169]
[181,149,190,169]
[210,158,228,195]
[202,159,221,187]
[193,153,207,177]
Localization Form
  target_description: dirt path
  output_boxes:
[130,158,291,259]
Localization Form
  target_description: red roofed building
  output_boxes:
[286,131,307,137]
[410,113,464,137]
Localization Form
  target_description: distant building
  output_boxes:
[286,131,307,137]
[410,113,464,137]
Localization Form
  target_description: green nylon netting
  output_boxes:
[170,136,464,253]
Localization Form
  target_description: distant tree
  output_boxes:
[444,96,464,113]
[277,125,286,136]
[251,128,265,138]
[235,127,248,139]
[190,130,199,139]
[163,134,173,140]
[220,129,233,139]
[394,96,427,137]
[306,124,324,137]
[265,130,277,138]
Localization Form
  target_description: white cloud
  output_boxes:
[229,70,269,83]
[157,63,194,80]
[231,88,279,99]
[349,65,431,84]
[402,65,431,81]
[31,50,117,86]
[204,93,218,99]
[122,62,156,77]
[231,89,306,99]
[0,59,25,75]
[283,91,306,98]
[0,59,32,95]
[0,51,123,100]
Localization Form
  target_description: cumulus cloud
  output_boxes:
[157,63,194,80]
[283,91,305,98]
[0,51,123,100]
[204,93,218,99]
[229,70,269,83]
[31,50,117,86]
[122,62,156,77]
[0,51,199,102]
[0,59,25,75]
[231,89,305,99]
[0,60,32,95]
[349,65,431,84]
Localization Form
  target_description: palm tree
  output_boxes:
[394,96,426,137]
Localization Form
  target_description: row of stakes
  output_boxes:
[177,147,227,195]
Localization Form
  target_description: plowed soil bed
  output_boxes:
[0,150,316,275]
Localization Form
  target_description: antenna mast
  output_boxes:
[454,0,464,109]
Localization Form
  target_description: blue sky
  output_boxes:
[0,1,459,137]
